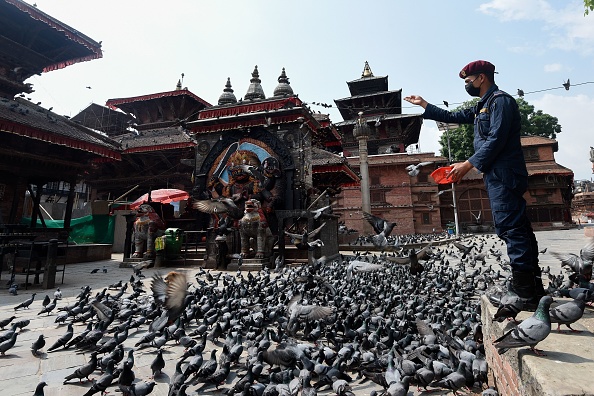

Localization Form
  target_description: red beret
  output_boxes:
[459,60,496,79]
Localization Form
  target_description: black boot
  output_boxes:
[510,270,539,311]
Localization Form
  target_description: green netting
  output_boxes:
[21,215,115,244]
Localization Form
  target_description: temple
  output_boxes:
[0,0,119,228]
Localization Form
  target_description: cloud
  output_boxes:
[532,93,594,180]
[544,63,562,72]
[479,0,594,55]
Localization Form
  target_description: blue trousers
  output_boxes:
[484,168,539,273]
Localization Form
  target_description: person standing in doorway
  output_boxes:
[404,60,544,310]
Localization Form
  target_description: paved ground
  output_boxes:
[0,228,592,396]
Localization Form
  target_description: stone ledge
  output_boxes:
[481,294,594,396]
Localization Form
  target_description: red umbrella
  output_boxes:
[130,189,189,209]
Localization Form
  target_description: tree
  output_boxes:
[438,97,562,162]
[585,0,594,15]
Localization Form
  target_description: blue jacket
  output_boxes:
[423,84,526,175]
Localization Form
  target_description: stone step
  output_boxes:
[481,294,594,396]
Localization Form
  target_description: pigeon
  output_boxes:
[38,298,57,316]
[0,316,16,330]
[31,334,46,356]
[286,293,334,334]
[129,380,156,396]
[310,204,333,219]
[8,283,17,295]
[362,212,396,247]
[14,293,36,310]
[42,294,50,307]
[551,239,594,286]
[192,197,243,220]
[549,291,587,332]
[151,271,188,323]
[82,360,115,396]
[33,382,47,396]
[150,349,165,378]
[494,296,553,356]
[284,223,326,250]
[48,323,74,352]
[63,351,99,383]
[54,288,62,299]
[0,331,18,356]
[430,360,468,395]
[406,161,433,177]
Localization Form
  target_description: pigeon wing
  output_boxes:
[580,239,594,262]
[91,300,112,322]
[362,211,384,234]
[192,199,228,214]
[550,252,581,273]
[164,271,188,313]
[307,222,326,239]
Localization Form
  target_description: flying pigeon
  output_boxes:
[362,211,396,247]
[192,197,243,220]
[493,296,553,356]
[406,161,433,177]
[550,238,594,286]
[284,222,326,250]
[151,271,188,323]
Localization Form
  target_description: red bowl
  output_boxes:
[430,166,456,184]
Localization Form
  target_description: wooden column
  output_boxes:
[63,180,76,230]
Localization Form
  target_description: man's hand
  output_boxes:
[404,95,428,108]
[446,161,474,183]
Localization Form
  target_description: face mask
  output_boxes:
[465,77,481,97]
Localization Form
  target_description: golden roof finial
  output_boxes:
[362,61,374,78]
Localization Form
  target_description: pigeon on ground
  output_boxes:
[38,298,57,316]
[286,293,334,334]
[0,331,17,356]
[54,288,62,299]
[63,351,98,383]
[362,212,396,247]
[14,293,36,310]
[42,294,50,307]
[0,316,16,330]
[150,349,165,378]
[494,296,553,356]
[31,334,45,356]
[82,360,115,396]
[33,382,47,396]
[48,323,74,352]
[430,360,468,395]
[8,283,17,295]
[549,291,587,332]
[129,380,156,396]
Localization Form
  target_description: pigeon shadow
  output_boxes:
[154,372,170,383]
[534,350,594,364]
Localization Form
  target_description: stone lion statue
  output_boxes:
[239,199,274,259]
[132,204,166,259]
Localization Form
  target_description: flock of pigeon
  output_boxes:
[1,225,593,396]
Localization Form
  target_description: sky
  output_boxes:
[23,0,594,180]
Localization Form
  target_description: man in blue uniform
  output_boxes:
[404,60,544,309]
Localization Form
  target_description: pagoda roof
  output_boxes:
[0,0,102,78]
[526,160,573,176]
[521,135,559,151]
[106,89,211,110]
[311,147,360,187]
[71,103,135,136]
[0,97,121,160]
[188,96,325,135]
[334,90,402,120]
[347,75,389,96]
[115,127,196,153]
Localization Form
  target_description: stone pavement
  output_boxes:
[0,228,592,396]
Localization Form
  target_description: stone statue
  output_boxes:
[132,204,166,258]
[239,199,274,259]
